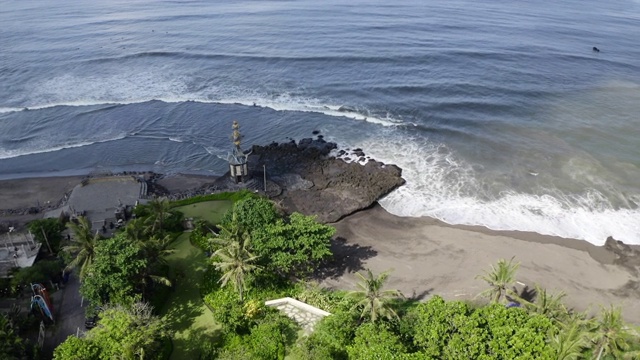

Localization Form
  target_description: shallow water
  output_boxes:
[1,0,639,244]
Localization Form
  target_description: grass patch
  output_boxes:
[169,189,259,208]
[174,200,233,225]
[160,233,221,360]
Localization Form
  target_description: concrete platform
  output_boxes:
[46,176,146,232]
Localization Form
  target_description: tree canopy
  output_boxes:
[80,233,147,306]
[216,198,335,279]
[53,302,167,360]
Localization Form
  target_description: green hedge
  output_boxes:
[158,337,173,360]
[169,190,260,208]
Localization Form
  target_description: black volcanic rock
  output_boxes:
[248,138,405,223]
[605,236,640,273]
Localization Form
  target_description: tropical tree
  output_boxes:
[64,216,101,280]
[523,284,569,324]
[549,317,590,360]
[145,197,173,235]
[124,218,148,242]
[251,212,335,279]
[212,232,261,302]
[221,197,281,233]
[476,257,520,304]
[138,234,173,292]
[28,217,66,253]
[347,269,403,323]
[590,305,633,360]
[80,233,147,306]
[214,211,247,248]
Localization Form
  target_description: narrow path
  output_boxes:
[160,233,220,360]
[42,273,87,359]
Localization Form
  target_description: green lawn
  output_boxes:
[174,200,233,225]
[160,233,220,359]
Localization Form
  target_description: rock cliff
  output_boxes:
[246,137,405,223]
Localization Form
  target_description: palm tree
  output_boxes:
[590,305,632,360]
[212,232,260,302]
[212,211,245,248]
[64,216,101,280]
[139,234,174,292]
[476,257,520,304]
[549,316,590,360]
[125,218,148,242]
[146,197,173,235]
[523,284,569,324]
[347,269,403,323]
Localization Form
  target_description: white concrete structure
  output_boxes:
[265,297,331,335]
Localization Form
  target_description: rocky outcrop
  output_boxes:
[604,236,640,274]
[247,137,405,223]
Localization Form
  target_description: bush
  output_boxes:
[202,275,298,336]
[216,310,298,360]
[189,220,215,252]
[53,335,100,360]
[304,309,360,360]
[204,287,254,334]
[405,296,557,359]
[292,282,346,313]
[347,322,407,359]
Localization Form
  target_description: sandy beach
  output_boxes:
[323,204,640,324]
[2,174,639,324]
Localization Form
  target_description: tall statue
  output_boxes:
[227,120,251,182]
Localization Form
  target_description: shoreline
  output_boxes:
[1,173,639,323]
[325,203,640,324]
[0,172,634,250]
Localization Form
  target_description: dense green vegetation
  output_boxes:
[53,303,168,360]
[13,191,638,360]
[0,310,40,360]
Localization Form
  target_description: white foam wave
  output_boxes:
[347,135,640,245]
[0,134,127,160]
[1,73,402,126]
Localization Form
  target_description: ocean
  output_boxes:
[1,0,639,245]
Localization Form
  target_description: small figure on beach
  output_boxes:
[592,46,600,52]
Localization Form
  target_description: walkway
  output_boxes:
[160,233,220,360]
[42,273,87,359]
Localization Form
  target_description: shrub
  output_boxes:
[204,286,253,334]
[189,220,215,252]
[304,309,360,360]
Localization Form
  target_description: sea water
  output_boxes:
[1,0,639,244]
